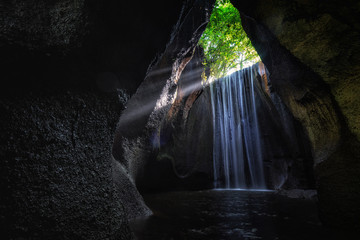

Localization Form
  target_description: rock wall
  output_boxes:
[0,0,185,94]
[231,0,360,230]
[142,47,214,191]
[253,0,360,142]
[3,0,358,235]
[0,0,189,238]
[0,91,151,239]
[252,65,315,190]
[112,0,216,190]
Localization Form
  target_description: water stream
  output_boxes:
[210,65,265,189]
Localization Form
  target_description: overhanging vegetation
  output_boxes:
[199,0,260,80]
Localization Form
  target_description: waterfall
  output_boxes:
[210,64,266,189]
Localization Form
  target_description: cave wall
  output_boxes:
[2,0,359,236]
[112,0,216,190]
[0,91,151,239]
[231,0,360,229]
[252,65,315,190]
[0,0,189,238]
[0,0,185,94]
[248,0,360,142]
[142,47,214,191]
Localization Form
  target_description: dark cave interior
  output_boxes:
[1,0,359,239]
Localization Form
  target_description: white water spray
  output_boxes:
[210,64,266,189]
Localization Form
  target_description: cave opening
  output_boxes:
[198,0,260,81]
[198,0,268,190]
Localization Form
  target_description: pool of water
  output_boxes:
[130,190,354,239]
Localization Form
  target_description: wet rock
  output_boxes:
[278,189,317,200]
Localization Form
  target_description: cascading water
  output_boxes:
[210,64,266,189]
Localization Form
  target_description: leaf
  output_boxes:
[198,0,260,80]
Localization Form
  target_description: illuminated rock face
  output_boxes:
[112,1,216,191]
[231,0,360,229]
[140,47,214,191]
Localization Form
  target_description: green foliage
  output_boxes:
[199,0,260,80]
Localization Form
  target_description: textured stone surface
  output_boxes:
[278,189,317,200]
[261,0,360,143]
[232,0,360,230]
[231,0,360,142]
[0,0,185,94]
[0,0,190,237]
[237,12,342,166]
[0,91,145,239]
[2,0,358,236]
[253,67,315,190]
[148,48,214,191]
[0,0,87,52]
[112,0,216,189]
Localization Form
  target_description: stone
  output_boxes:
[231,0,360,230]
[150,47,214,191]
[0,0,189,238]
[112,0,216,190]
[0,91,137,239]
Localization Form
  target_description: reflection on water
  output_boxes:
[130,190,353,240]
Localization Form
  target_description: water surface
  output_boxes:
[131,190,353,239]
